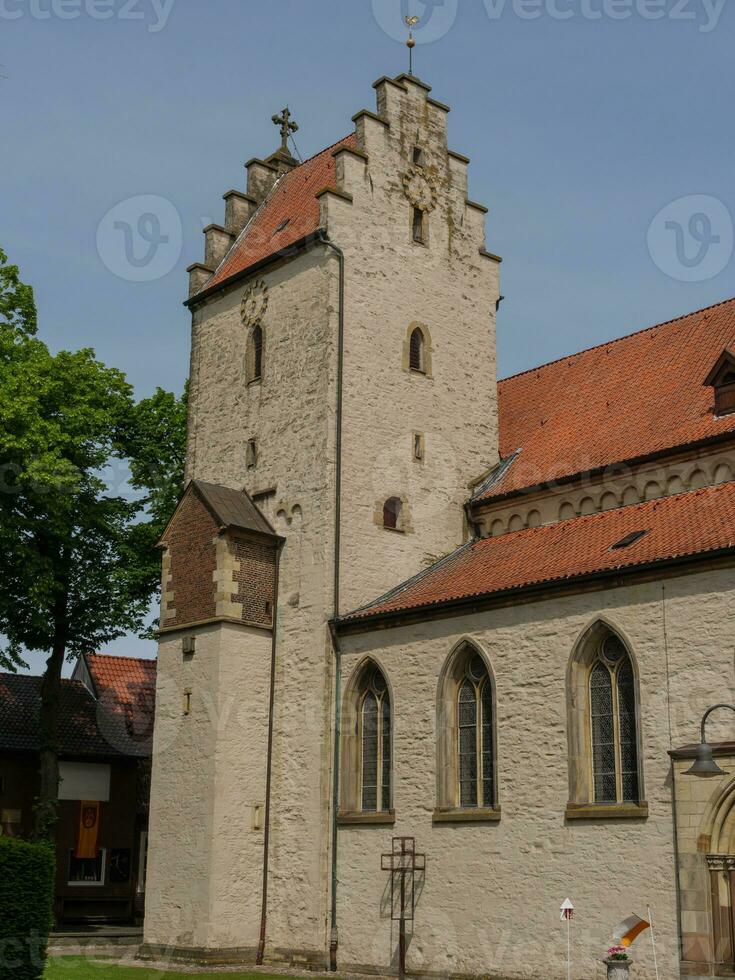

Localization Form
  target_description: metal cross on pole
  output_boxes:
[381,837,425,980]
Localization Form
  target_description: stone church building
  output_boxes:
[143,73,735,979]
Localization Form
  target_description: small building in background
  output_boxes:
[0,653,155,925]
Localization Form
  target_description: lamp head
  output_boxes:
[684,741,728,778]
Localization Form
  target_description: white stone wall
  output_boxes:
[335,564,735,979]
[175,246,339,957]
[150,71,503,963]
[324,75,500,612]
[145,622,272,950]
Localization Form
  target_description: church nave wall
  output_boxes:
[334,563,735,979]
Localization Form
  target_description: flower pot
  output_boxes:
[605,960,631,979]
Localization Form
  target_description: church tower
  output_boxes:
[144,73,501,966]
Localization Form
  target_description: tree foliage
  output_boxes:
[0,247,186,835]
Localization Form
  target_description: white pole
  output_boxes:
[567,913,571,980]
[647,905,660,980]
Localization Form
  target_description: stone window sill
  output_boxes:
[433,807,501,824]
[382,525,406,534]
[337,810,395,826]
[565,802,649,821]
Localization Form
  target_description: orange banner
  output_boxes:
[75,801,100,860]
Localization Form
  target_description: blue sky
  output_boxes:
[2,0,733,674]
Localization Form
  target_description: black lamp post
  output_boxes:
[684,703,735,777]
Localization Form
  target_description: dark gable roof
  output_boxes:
[192,480,276,537]
[0,671,153,759]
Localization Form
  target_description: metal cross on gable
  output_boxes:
[381,837,425,980]
[271,106,299,152]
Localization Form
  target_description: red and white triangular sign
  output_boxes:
[560,898,574,921]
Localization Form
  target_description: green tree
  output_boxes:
[0,248,186,838]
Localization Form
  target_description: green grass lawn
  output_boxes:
[46,956,302,979]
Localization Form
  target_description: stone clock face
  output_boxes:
[403,165,438,213]
[240,279,268,328]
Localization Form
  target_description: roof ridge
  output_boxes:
[295,133,354,168]
[499,295,735,386]
[88,652,155,665]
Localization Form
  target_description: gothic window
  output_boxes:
[246,325,263,383]
[567,622,644,812]
[341,660,392,816]
[457,655,494,808]
[383,497,402,530]
[361,668,391,812]
[436,642,497,814]
[589,635,639,804]
[409,327,425,373]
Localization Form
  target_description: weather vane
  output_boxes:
[404,15,419,76]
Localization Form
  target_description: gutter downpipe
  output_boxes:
[319,229,345,972]
[256,536,285,966]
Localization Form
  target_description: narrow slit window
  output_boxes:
[413,145,425,166]
[383,497,402,530]
[247,324,263,383]
[246,439,258,469]
[409,328,425,373]
[412,207,426,244]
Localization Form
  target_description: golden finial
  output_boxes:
[404,15,419,76]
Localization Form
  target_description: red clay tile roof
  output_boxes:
[85,653,156,752]
[203,134,356,294]
[477,297,735,502]
[344,481,735,621]
[0,673,150,758]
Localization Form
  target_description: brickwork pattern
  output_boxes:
[161,491,218,628]
[232,536,276,625]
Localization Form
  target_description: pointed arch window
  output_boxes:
[436,642,498,818]
[409,327,425,373]
[341,661,393,818]
[458,654,494,808]
[589,635,639,804]
[567,623,644,816]
[360,668,391,812]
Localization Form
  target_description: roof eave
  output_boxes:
[476,429,735,507]
[184,229,328,310]
[334,544,735,634]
